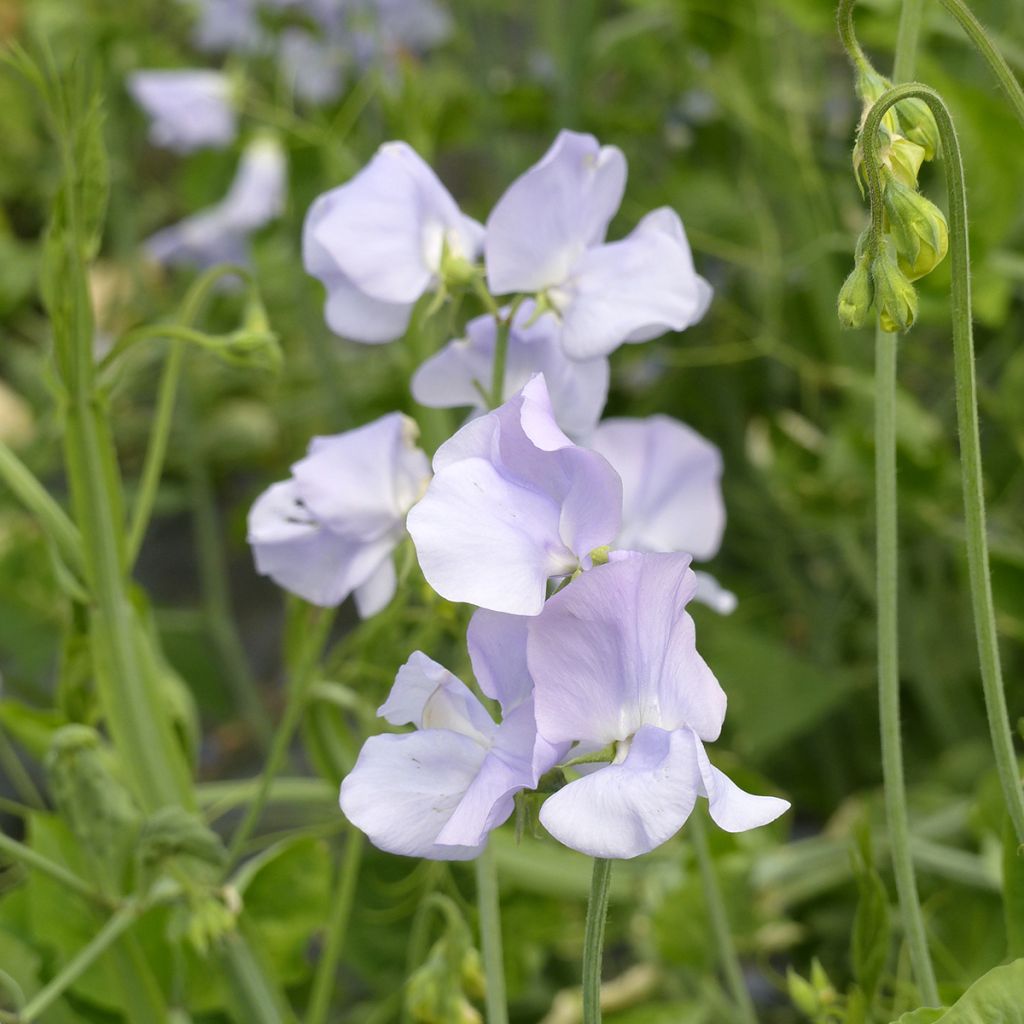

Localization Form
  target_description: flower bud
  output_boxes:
[837,257,874,329]
[871,241,918,333]
[853,127,925,196]
[882,177,949,281]
[854,64,900,136]
[895,96,940,160]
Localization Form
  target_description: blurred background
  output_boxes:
[0,0,1022,1020]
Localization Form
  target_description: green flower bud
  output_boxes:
[853,127,925,196]
[837,257,874,329]
[895,96,940,160]
[854,64,900,136]
[787,967,820,1017]
[883,177,949,281]
[137,806,228,870]
[871,241,918,333]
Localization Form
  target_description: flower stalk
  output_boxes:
[475,843,510,1024]
[582,858,613,1024]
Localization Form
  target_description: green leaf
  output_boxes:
[0,700,67,760]
[929,959,1024,1022]
[73,93,109,259]
[1004,824,1024,959]
[851,855,891,1002]
[890,1011,947,1024]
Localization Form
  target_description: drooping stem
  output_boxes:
[582,858,613,1024]
[475,843,509,1024]
[226,604,335,867]
[306,830,365,1024]
[936,0,1024,128]
[837,0,870,70]
[689,811,758,1024]
[874,327,940,1003]
[862,84,1024,847]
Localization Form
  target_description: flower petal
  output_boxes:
[339,731,487,860]
[467,608,533,709]
[588,415,725,560]
[485,131,627,295]
[539,725,700,858]
[693,737,790,832]
[128,70,237,154]
[557,207,711,360]
[528,552,726,746]
[353,555,397,618]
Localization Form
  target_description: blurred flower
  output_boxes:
[340,611,566,859]
[529,553,789,858]
[407,375,621,615]
[304,141,483,343]
[485,131,711,360]
[247,412,429,614]
[145,135,287,270]
[411,301,609,440]
[278,28,346,105]
[128,69,237,153]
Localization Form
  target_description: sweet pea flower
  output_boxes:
[588,416,735,613]
[529,552,789,859]
[303,142,484,344]
[145,136,287,270]
[340,610,566,859]
[407,375,622,615]
[411,302,609,440]
[485,131,712,360]
[128,70,237,153]
[247,413,430,616]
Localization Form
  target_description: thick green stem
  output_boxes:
[690,812,758,1024]
[0,441,84,577]
[837,0,871,70]
[862,84,1024,848]
[226,605,335,867]
[475,843,509,1024]
[894,0,926,82]
[875,328,940,1003]
[306,831,364,1024]
[936,0,1024,128]
[582,858,612,1024]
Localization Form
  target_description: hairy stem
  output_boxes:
[582,858,613,1024]
[475,843,509,1024]
[0,831,111,909]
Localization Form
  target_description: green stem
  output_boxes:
[894,0,926,82]
[874,326,940,1003]
[475,843,509,1024]
[837,0,871,70]
[582,858,612,1024]
[0,830,111,909]
[862,84,1024,848]
[936,0,1024,128]
[306,831,365,1024]
[690,811,758,1024]
[18,897,150,1022]
[220,927,294,1024]
[0,441,84,577]
[0,729,45,811]
[225,605,335,867]
[489,316,511,410]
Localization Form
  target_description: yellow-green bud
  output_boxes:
[854,64,900,136]
[883,177,949,282]
[786,967,820,1018]
[871,241,918,334]
[837,257,874,329]
[853,126,925,196]
[895,96,940,160]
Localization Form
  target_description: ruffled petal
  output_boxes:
[467,608,533,709]
[538,725,700,858]
[693,736,790,832]
[557,207,711,360]
[588,415,725,560]
[485,131,627,294]
[528,553,726,746]
[339,731,487,860]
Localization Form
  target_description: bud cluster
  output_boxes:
[839,62,948,333]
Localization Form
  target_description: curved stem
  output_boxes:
[475,843,509,1024]
[875,327,940,1003]
[936,0,1024,128]
[306,830,364,1024]
[862,84,1024,847]
[690,811,758,1024]
[582,858,612,1024]
[837,0,871,69]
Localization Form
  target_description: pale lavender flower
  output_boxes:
[529,552,789,859]
[407,375,621,615]
[304,142,483,343]
[411,302,609,440]
[485,131,712,360]
[247,413,430,615]
[588,416,736,614]
[145,136,287,269]
[279,29,346,105]
[339,611,565,859]
[192,0,268,55]
[128,70,237,153]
